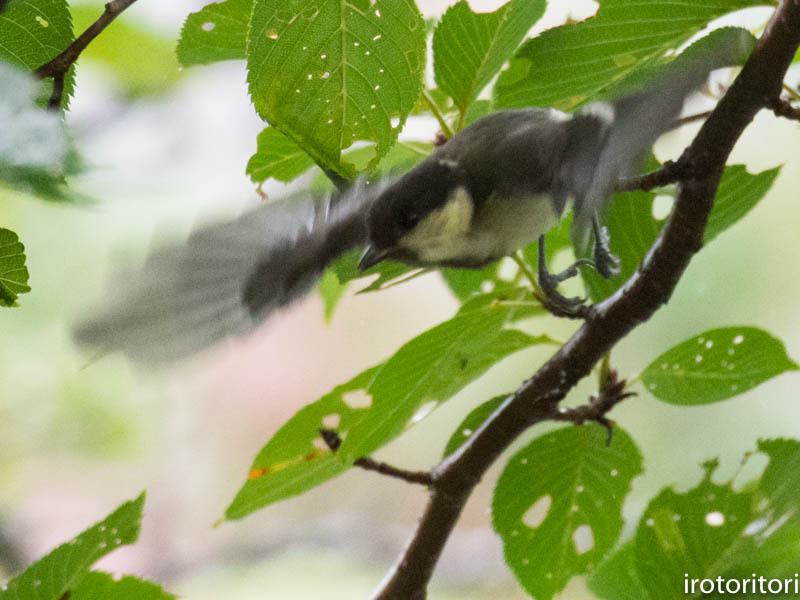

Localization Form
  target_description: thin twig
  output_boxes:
[421,88,454,139]
[614,159,684,193]
[319,429,433,487]
[671,109,714,129]
[34,0,139,110]
[768,96,800,122]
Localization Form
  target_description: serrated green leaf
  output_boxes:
[70,4,181,98]
[339,290,545,461]
[634,461,755,600]
[442,394,506,458]
[628,441,800,598]
[494,0,763,110]
[0,228,30,307]
[0,0,75,109]
[493,425,643,600]
[494,0,763,111]
[246,0,426,177]
[587,541,651,600]
[246,126,316,183]
[0,493,145,600]
[640,327,798,405]
[177,0,252,66]
[71,572,175,600]
[433,0,546,113]
[225,367,380,520]
[705,165,780,244]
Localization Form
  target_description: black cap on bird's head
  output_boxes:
[358,157,469,271]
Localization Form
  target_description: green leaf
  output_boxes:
[433,0,546,113]
[71,572,175,600]
[494,0,763,111]
[634,460,755,600]
[246,126,316,183]
[705,165,781,244]
[0,61,80,200]
[440,262,503,302]
[0,0,75,109]
[622,441,800,598]
[640,327,798,405]
[329,248,418,294]
[587,541,650,600]
[0,493,145,600]
[0,228,31,307]
[246,0,427,177]
[339,289,545,461]
[177,0,252,66]
[442,394,506,457]
[582,163,780,302]
[492,425,643,600]
[225,367,380,520]
[318,267,345,324]
[70,4,181,98]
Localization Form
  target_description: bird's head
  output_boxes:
[359,157,473,270]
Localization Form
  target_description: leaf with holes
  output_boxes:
[493,424,642,600]
[0,493,145,600]
[598,440,800,600]
[177,0,252,66]
[640,327,798,405]
[225,366,380,520]
[246,0,427,178]
[0,228,31,307]
[493,0,763,111]
[442,394,506,457]
[0,0,75,109]
[70,572,175,600]
[246,126,316,183]
[433,0,546,114]
[633,460,755,600]
[338,290,547,462]
[705,165,780,244]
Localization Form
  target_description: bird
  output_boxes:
[73,42,739,365]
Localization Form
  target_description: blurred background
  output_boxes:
[1,0,798,598]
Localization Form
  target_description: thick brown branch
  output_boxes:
[372,2,800,598]
[34,0,138,110]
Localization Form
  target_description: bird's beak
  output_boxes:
[358,245,389,271]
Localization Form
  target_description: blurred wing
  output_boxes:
[73,180,382,364]
[570,32,752,252]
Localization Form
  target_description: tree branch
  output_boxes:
[769,95,800,121]
[34,0,138,110]
[320,429,434,487]
[371,2,800,598]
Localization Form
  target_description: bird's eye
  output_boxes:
[401,211,419,230]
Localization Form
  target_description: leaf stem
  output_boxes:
[421,88,454,139]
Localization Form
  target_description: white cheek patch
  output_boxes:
[401,186,474,262]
